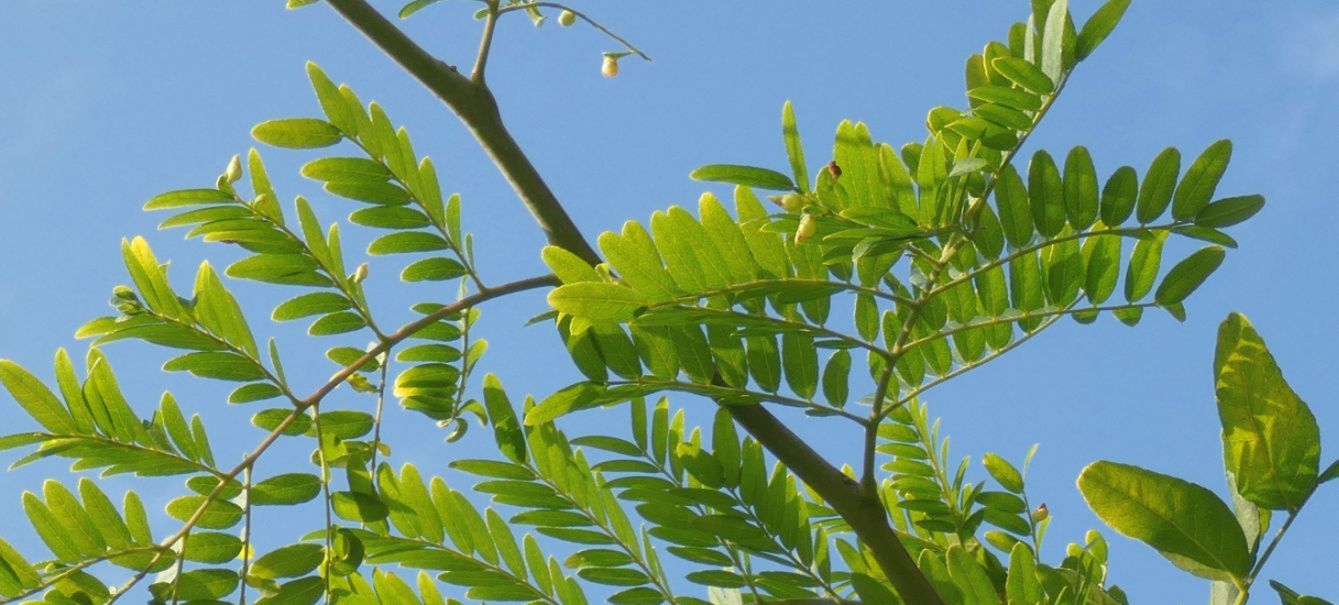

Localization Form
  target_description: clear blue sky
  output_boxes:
[1,1,1336,602]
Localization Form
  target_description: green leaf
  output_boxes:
[548,282,650,323]
[144,188,234,210]
[1214,313,1321,510]
[182,532,243,564]
[401,257,468,282]
[821,349,851,407]
[193,262,258,357]
[1154,245,1225,306]
[308,312,367,336]
[0,360,76,434]
[332,491,388,522]
[155,569,238,601]
[1040,0,1068,81]
[781,333,818,399]
[367,231,449,255]
[1173,140,1232,220]
[524,382,602,426]
[1124,231,1167,302]
[1076,0,1132,60]
[946,544,996,604]
[399,0,445,19]
[1318,460,1339,485]
[350,206,431,230]
[983,453,1024,493]
[1195,194,1264,228]
[1078,461,1250,582]
[996,164,1033,248]
[1006,542,1042,604]
[300,157,391,182]
[690,164,795,191]
[307,62,354,135]
[1270,580,1336,605]
[163,352,266,382]
[782,101,810,192]
[251,473,322,505]
[1099,165,1138,226]
[317,410,374,440]
[1028,150,1064,238]
[1137,147,1180,223]
[252,543,324,579]
[166,496,243,530]
[252,118,342,149]
[1063,146,1099,230]
[482,374,526,464]
[273,292,352,321]
[122,236,187,319]
[991,56,1055,95]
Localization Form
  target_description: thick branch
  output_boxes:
[324,0,601,264]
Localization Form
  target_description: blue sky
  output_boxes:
[1,1,1337,602]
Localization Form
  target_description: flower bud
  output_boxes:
[601,53,621,78]
[350,262,369,284]
[558,9,576,26]
[767,192,806,213]
[1032,503,1049,522]
[112,285,136,301]
[224,154,243,184]
[794,213,818,244]
[827,160,842,180]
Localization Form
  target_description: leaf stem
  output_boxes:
[471,0,501,82]
[91,273,556,601]
[496,1,652,61]
[861,366,894,492]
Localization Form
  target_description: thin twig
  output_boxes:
[239,466,253,605]
[93,273,557,601]
[876,304,1075,423]
[497,1,652,61]
[472,0,501,81]
[312,403,334,601]
[861,366,894,492]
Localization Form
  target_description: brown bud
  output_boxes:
[827,160,842,179]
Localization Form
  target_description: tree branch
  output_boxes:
[323,2,940,600]
[324,0,602,264]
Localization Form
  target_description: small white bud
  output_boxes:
[350,262,369,284]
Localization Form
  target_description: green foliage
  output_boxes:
[1080,313,1332,601]
[0,1,1318,604]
